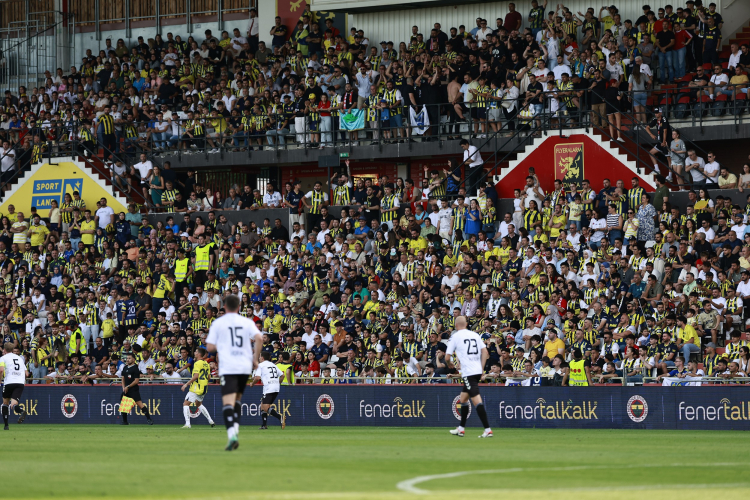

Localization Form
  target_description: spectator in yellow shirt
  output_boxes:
[207,109,228,152]
[407,228,428,254]
[28,214,50,247]
[101,313,115,348]
[676,315,701,362]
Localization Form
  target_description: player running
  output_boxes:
[181,347,215,428]
[0,342,29,430]
[251,351,286,430]
[206,294,262,451]
[119,352,154,425]
[445,316,493,438]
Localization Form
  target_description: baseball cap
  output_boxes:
[180,232,189,237]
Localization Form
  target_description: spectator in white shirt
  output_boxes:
[707,64,729,100]
[702,152,720,183]
[262,183,283,208]
[727,43,741,71]
[685,150,706,184]
[221,88,237,112]
[460,139,484,196]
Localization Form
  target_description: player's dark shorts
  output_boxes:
[123,389,142,403]
[220,374,250,396]
[653,143,669,155]
[261,392,278,405]
[461,375,481,398]
[2,383,24,400]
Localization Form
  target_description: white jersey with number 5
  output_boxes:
[0,353,26,384]
[445,329,485,377]
[206,313,262,375]
[255,360,282,395]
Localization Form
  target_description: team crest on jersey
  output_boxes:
[626,395,648,423]
[316,394,334,419]
[61,394,78,418]
[451,396,471,421]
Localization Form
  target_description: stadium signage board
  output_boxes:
[11,386,750,430]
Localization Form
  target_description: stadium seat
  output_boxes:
[673,95,692,119]
[692,95,711,117]
[703,63,713,71]
[730,93,747,115]
[711,94,727,116]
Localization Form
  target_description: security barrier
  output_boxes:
[13,385,750,430]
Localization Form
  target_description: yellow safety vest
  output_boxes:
[276,363,294,385]
[68,328,88,355]
[174,258,190,281]
[568,359,588,386]
[194,245,210,271]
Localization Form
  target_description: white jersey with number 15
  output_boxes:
[0,353,26,384]
[445,329,485,377]
[206,313,262,376]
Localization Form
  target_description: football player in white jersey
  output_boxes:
[206,295,263,451]
[444,316,493,438]
[0,342,30,430]
[251,351,286,430]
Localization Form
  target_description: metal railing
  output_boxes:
[0,11,75,93]
[30,374,750,386]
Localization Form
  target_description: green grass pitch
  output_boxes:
[2,425,748,499]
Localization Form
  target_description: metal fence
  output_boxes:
[0,11,75,95]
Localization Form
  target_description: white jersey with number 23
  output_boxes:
[0,353,26,384]
[445,329,485,377]
[206,313,262,376]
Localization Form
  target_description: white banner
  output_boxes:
[410,105,430,135]
[661,376,703,386]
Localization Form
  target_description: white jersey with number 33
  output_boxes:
[255,360,282,395]
[206,313,262,376]
[445,329,485,377]
[0,353,26,385]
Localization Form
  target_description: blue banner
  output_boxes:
[11,385,750,430]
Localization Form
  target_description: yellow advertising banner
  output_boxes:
[0,161,127,217]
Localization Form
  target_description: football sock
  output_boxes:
[223,405,235,439]
[460,402,469,427]
[234,402,241,433]
[269,408,282,421]
[183,406,191,425]
[2,404,8,426]
[476,403,491,430]
[199,405,213,423]
[120,412,128,424]
[142,406,151,419]
[261,411,268,426]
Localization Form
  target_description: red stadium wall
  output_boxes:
[492,130,657,198]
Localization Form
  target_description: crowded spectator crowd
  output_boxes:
[0,0,747,179]
[0,1,749,387]
[1,149,750,387]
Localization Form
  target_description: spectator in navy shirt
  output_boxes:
[310,334,330,363]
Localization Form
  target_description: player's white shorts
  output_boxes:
[185,391,205,403]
